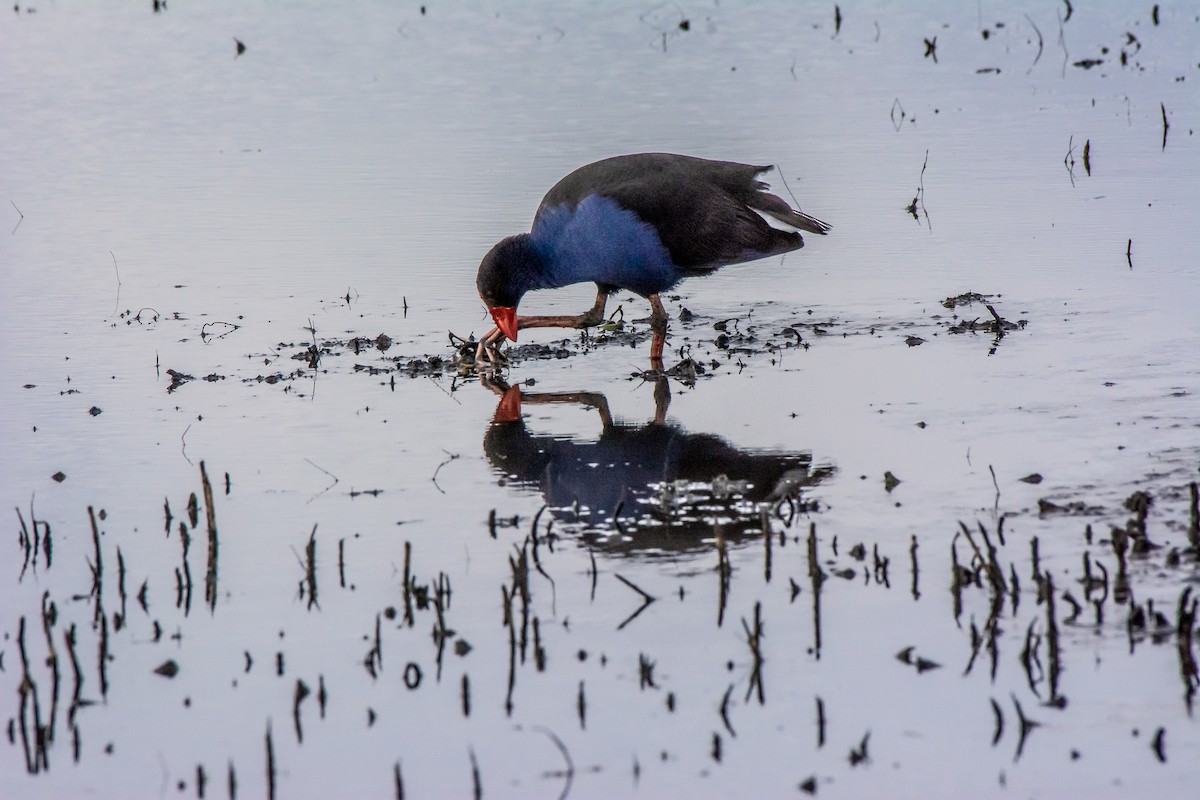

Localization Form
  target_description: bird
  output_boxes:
[475,152,830,367]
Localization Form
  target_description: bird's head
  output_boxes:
[476,234,539,342]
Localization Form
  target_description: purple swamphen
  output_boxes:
[475,152,830,366]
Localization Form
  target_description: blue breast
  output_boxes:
[529,195,680,297]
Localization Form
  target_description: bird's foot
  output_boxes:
[473,326,509,369]
[575,302,607,329]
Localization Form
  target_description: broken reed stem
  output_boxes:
[957,521,985,570]
[402,541,414,626]
[950,535,965,621]
[200,461,219,612]
[1023,14,1043,71]
[984,304,1006,336]
[909,535,920,600]
[338,537,347,588]
[304,525,318,611]
[976,521,1007,593]
[815,695,826,747]
[115,549,127,629]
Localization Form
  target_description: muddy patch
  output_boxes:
[150,293,1034,393]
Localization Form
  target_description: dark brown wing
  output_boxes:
[538,153,827,272]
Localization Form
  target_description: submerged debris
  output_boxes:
[941,294,1026,337]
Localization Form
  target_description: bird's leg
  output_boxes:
[514,287,609,332]
[475,288,610,367]
[577,286,610,328]
[647,293,668,370]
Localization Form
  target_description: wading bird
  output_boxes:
[475,153,830,367]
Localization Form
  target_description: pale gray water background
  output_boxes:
[2,2,1198,798]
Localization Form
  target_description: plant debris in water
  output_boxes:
[154,294,1032,394]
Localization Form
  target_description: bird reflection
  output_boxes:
[482,378,832,552]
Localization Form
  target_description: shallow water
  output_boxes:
[2,2,1198,798]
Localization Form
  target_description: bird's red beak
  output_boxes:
[489,306,518,342]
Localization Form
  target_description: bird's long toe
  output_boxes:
[476,327,508,366]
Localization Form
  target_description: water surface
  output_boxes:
[2,2,1198,798]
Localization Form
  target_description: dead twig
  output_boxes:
[1023,14,1044,72]
[905,150,930,228]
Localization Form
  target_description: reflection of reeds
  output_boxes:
[1010,694,1040,762]
[716,532,731,627]
[265,721,276,800]
[293,679,310,743]
[1044,573,1064,707]
[743,602,765,705]
[177,520,192,615]
[1177,588,1198,712]
[11,439,1197,795]
[433,571,453,679]
[363,612,382,678]
[806,522,825,658]
[1188,482,1199,550]
[505,602,517,717]
[17,501,52,578]
[64,622,83,733]
[88,507,103,622]
[16,616,49,773]
[41,592,61,749]
[760,509,773,583]
[469,747,482,800]
[615,573,655,632]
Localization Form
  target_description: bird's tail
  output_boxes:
[751,190,831,236]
